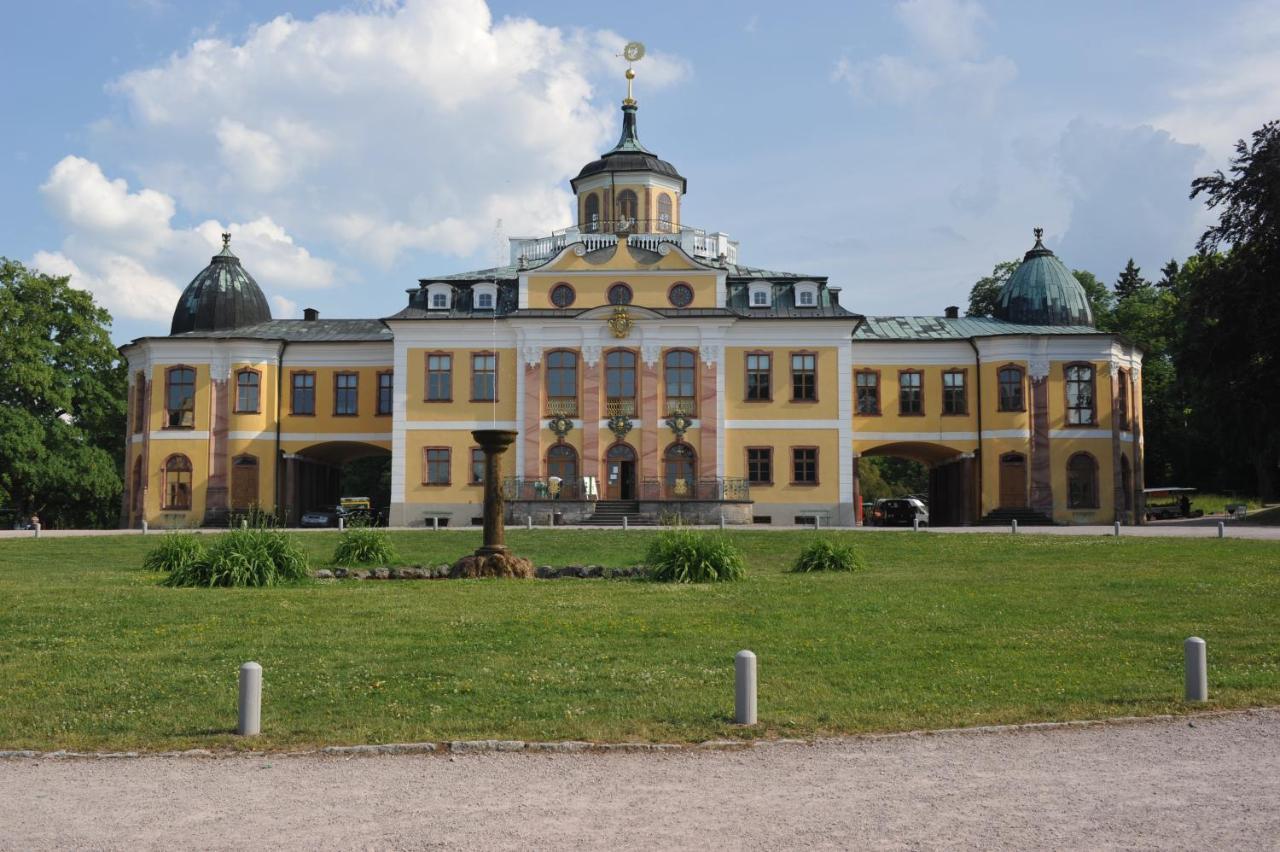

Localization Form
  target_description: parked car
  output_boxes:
[300,508,337,528]
[869,497,929,527]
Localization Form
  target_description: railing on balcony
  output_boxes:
[638,477,751,502]
[504,476,594,502]
[510,222,739,267]
[546,398,579,417]
[605,398,636,418]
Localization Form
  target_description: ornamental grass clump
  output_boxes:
[332,526,396,567]
[163,528,309,587]
[142,533,205,574]
[645,529,745,583]
[792,538,866,573]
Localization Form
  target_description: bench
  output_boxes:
[1225,503,1248,520]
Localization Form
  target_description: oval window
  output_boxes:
[668,283,694,308]
[607,283,633,305]
[550,283,575,308]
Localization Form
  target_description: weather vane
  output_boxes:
[619,41,645,105]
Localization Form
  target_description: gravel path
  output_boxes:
[3,709,1278,850]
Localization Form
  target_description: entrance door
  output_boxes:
[999,453,1027,508]
[605,443,636,500]
[231,455,259,510]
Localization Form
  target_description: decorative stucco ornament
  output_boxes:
[607,306,634,339]
[548,413,573,439]
[607,412,633,440]
[665,407,692,440]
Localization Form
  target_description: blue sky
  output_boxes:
[4,0,1278,343]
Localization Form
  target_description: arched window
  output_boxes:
[664,442,697,497]
[1117,368,1131,430]
[235,369,260,413]
[163,454,193,510]
[165,366,196,428]
[616,190,638,228]
[997,365,1025,412]
[1067,452,1099,509]
[131,456,144,514]
[605,350,637,409]
[547,444,579,488]
[657,193,673,231]
[668,282,694,308]
[546,350,578,415]
[1065,363,1096,425]
[607,282,632,305]
[584,193,600,232]
[664,349,696,414]
[550,282,576,308]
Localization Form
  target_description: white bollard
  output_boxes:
[1184,637,1207,702]
[33,522,41,539]
[338,516,344,531]
[238,661,262,735]
[141,519,149,535]
[719,513,725,530]
[912,517,919,532]
[735,650,757,725]
[432,516,439,531]
[1011,518,1018,534]
[526,515,532,530]
[242,519,248,530]
[623,515,628,531]
[1114,521,1121,537]
[1218,521,1225,539]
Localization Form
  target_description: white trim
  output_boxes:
[853,430,1031,442]
[228,431,391,443]
[1051,428,1115,440]
[837,343,854,505]
[281,343,393,367]
[391,342,408,504]
[404,420,520,431]
[725,419,843,430]
[149,430,210,440]
[714,347,726,478]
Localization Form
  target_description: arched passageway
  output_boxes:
[282,441,391,526]
[857,441,978,527]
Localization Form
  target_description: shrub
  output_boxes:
[142,533,206,573]
[164,529,309,587]
[645,530,745,583]
[332,526,396,566]
[792,538,866,573]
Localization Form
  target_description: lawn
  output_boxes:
[1,529,1277,752]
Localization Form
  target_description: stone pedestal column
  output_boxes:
[473,429,516,555]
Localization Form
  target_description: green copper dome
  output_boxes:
[170,234,272,335]
[995,229,1094,327]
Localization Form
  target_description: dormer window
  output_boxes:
[476,292,493,309]
[748,282,772,308]
[426,282,452,311]
[794,282,819,307]
[473,282,497,311]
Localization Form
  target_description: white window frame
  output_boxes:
[426,282,452,311]
[473,282,497,311]
[794,281,819,307]
[749,282,772,308]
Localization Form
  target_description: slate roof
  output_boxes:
[855,315,1106,340]
[170,241,272,335]
[571,103,686,193]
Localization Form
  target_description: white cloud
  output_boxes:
[832,0,1013,112]
[98,0,689,270]
[271,295,299,318]
[35,155,338,324]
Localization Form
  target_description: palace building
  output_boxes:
[119,83,1145,529]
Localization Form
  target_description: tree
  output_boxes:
[0,259,126,527]
[1180,120,1280,499]
[1071,268,1114,327]
[965,260,1019,317]
[1113,259,1150,301]
[1157,259,1180,289]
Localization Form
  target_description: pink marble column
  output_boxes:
[640,356,660,481]
[206,376,230,516]
[523,361,541,479]
[582,357,601,486]
[698,358,717,479]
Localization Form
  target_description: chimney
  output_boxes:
[944,305,959,319]
[303,307,319,322]
[828,286,842,306]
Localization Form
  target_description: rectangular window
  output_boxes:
[855,371,880,415]
[426,354,452,401]
[664,350,696,415]
[377,371,394,416]
[746,447,773,485]
[334,372,359,416]
[1065,364,1096,425]
[791,447,818,484]
[423,447,451,485]
[165,367,196,428]
[942,370,967,416]
[997,366,1025,412]
[1117,369,1131,430]
[899,370,923,415]
[745,352,771,400]
[471,353,496,401]
[431,292,448,309]
[791,353,817,401]
[291,371,315,415]
[545,350,578,416]
[470,447,485,485]
[235,370,260,414]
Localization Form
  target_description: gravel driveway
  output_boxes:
[3,709,1277,850]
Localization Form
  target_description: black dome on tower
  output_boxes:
[170,234,272,335]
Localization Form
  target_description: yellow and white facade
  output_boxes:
[120,93,1144,529]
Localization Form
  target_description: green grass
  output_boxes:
[1,529,1277,752]
[1192,492,1268,515]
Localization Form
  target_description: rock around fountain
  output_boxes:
[448,429,535,578]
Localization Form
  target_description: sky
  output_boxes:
[4,0,1278,343]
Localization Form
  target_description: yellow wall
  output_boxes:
[402,429,513,507]
[723,428,840,503]
[404,347,516,421]
[849,362,978,433]
[280,364,394,434]
[577,183,680,230]
[724,347,840,419]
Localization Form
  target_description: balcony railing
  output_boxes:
[503,476,593,501]
[547,398,579,417]
[638,477,751,502]
[605,398,636,417]
[509,223,739,267]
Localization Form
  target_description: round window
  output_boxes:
[668,283,694,308]
[608,283,633,305]
[550,283,575,308]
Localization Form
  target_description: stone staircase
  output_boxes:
[578,500,656,527]
[977,508,1055,527]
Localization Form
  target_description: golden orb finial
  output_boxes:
[620,41,644,106]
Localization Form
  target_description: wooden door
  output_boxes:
[999,453,1027,508]
[605,444,636,500]
[231,455,259,510]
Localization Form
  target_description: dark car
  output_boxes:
[869,497,929,527]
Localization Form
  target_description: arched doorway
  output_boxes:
[605,442,637,500]
[999,453,1028,508]
[231,455,259,510]
[858,441,975,526]
[664,442,697,498]
[547,443,579,498]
